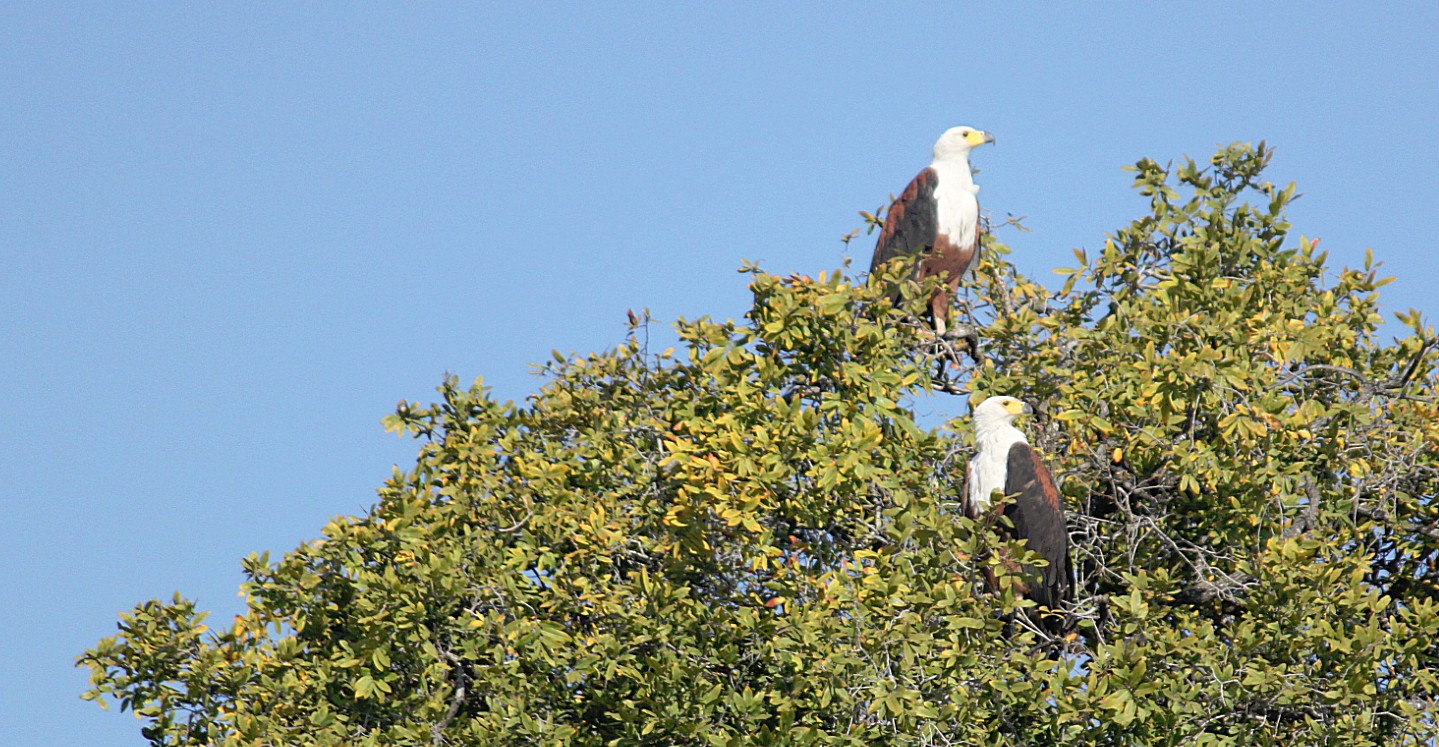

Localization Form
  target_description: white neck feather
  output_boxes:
[967,420,1027,512]
[931,154,978,194]
[976,419,1026,449]
[929,154,982,255]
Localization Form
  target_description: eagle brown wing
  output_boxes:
[870,167,981,330]
[1003,442,1072,614]
[869,167,939,279]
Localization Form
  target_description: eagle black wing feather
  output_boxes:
[1003,442,1072,613]
[869,167,939,279]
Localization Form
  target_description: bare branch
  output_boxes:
[431,650,467,747]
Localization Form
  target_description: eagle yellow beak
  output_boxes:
[1001,399,1033,416]
[966,130,995,147]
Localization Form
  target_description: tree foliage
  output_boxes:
[82,144,1439,745]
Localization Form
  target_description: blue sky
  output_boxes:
[3,4,1436,744]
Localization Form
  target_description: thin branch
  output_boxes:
[1385,337,1433,390]
[1354,505,1439,542]
[495,509,534,534]
[1168,573,1257,606]
[929,378,970,396]
[431,650,467,747]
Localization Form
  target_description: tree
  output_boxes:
[81,144,1439,746]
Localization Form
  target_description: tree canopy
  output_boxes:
[82,144,1439,746]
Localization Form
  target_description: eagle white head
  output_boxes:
[973,395,1032,426]
[933,125,995,162]
[972,395,1033,443]
[967,395,1035,513]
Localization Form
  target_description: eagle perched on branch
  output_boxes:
[965,395,1072,632]
[869,125,994,338]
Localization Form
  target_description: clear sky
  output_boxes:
[3,4,1436,744]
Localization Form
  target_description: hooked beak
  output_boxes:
[983,131,995,145]
[1021,402,1034,415]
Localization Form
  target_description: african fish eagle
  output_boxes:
[869,125,994,338]
[965,395,1071,630]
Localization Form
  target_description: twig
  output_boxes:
[1354,505,1439,542]
[431,650,468,746]
[1385,337,1433,391]
[496,509,534,534]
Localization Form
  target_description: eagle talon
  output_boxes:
[940,324,982,362]
[961,331,982,363]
